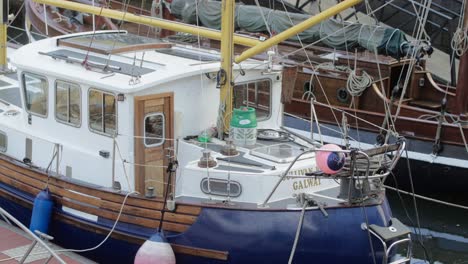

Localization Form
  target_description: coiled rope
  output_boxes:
[451,27,468,57]
[346,70,373,97]
[452,0,468,57]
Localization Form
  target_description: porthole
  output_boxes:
[336,87,350,103]
[303,81,314,93]
[200,178,242,197]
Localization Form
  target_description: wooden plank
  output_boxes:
[175,205,202,216]
[59,198,160,229]
[0,172,41,196]
[163,212,197,225]
[161,221,189,233]
[171,244,229,261]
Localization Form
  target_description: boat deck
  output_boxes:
[0,220,95,264]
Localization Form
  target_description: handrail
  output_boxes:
[260,141,405,207]
[0,206,66,264]
[261,148,370,207]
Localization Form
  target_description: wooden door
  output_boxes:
[134,93,173,196]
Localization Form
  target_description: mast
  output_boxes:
[0,0,7,71]
[456,2,468,117]
[218,0,235,137]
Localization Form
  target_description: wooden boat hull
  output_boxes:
[0,154,393,263]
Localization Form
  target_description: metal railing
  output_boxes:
[0,206,66,264]
[261,141,405,206]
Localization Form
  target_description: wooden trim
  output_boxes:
[134,92,175,196]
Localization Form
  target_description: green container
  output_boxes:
[230,107,257,128]
[230,107,257,146]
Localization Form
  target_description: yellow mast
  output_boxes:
[218,0,235,136]
[0,0,7,71]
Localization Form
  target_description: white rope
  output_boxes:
[346,70,373,97]
[385,185,468,210]
[452,0,468,57]
[451,27,468,57]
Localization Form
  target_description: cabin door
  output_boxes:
[134,93,174,197]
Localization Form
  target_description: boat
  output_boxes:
[0,0,411,263]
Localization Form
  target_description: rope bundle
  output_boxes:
[346,70,373,97]
[451,27,468,57]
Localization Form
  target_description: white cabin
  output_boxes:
[0,31,337,207]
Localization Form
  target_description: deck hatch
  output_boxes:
[0,87,21,108]
[41,49,155,76]
[57,32,173,55]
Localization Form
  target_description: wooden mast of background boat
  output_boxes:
[456,2,468,118]
[0,0,7,71]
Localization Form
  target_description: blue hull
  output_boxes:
[0,183,392,264]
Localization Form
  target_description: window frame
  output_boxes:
[0,131,7,153]
[143,112,165,148]
[87,88,118,137]
[22,72,49,118]
[54,80,82,128]
[233,78,272,121]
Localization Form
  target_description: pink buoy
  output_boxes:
[134,232,176,264]
[315,144,345,174]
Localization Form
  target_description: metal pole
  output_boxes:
[92,0,95,32]
[0,207,66,264]
[112,137,116,189]
[0,0,7,71]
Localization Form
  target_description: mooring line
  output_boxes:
[384,185,468,210]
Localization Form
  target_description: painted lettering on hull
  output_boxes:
[292,178,321,190]
[286,167,316,178]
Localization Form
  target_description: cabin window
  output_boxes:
[0,131,7,152]
[55,81,81,126]
[22,73,48,117]
[89,89,117,136]
[233,79,271,120]
[144,113,165,147]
